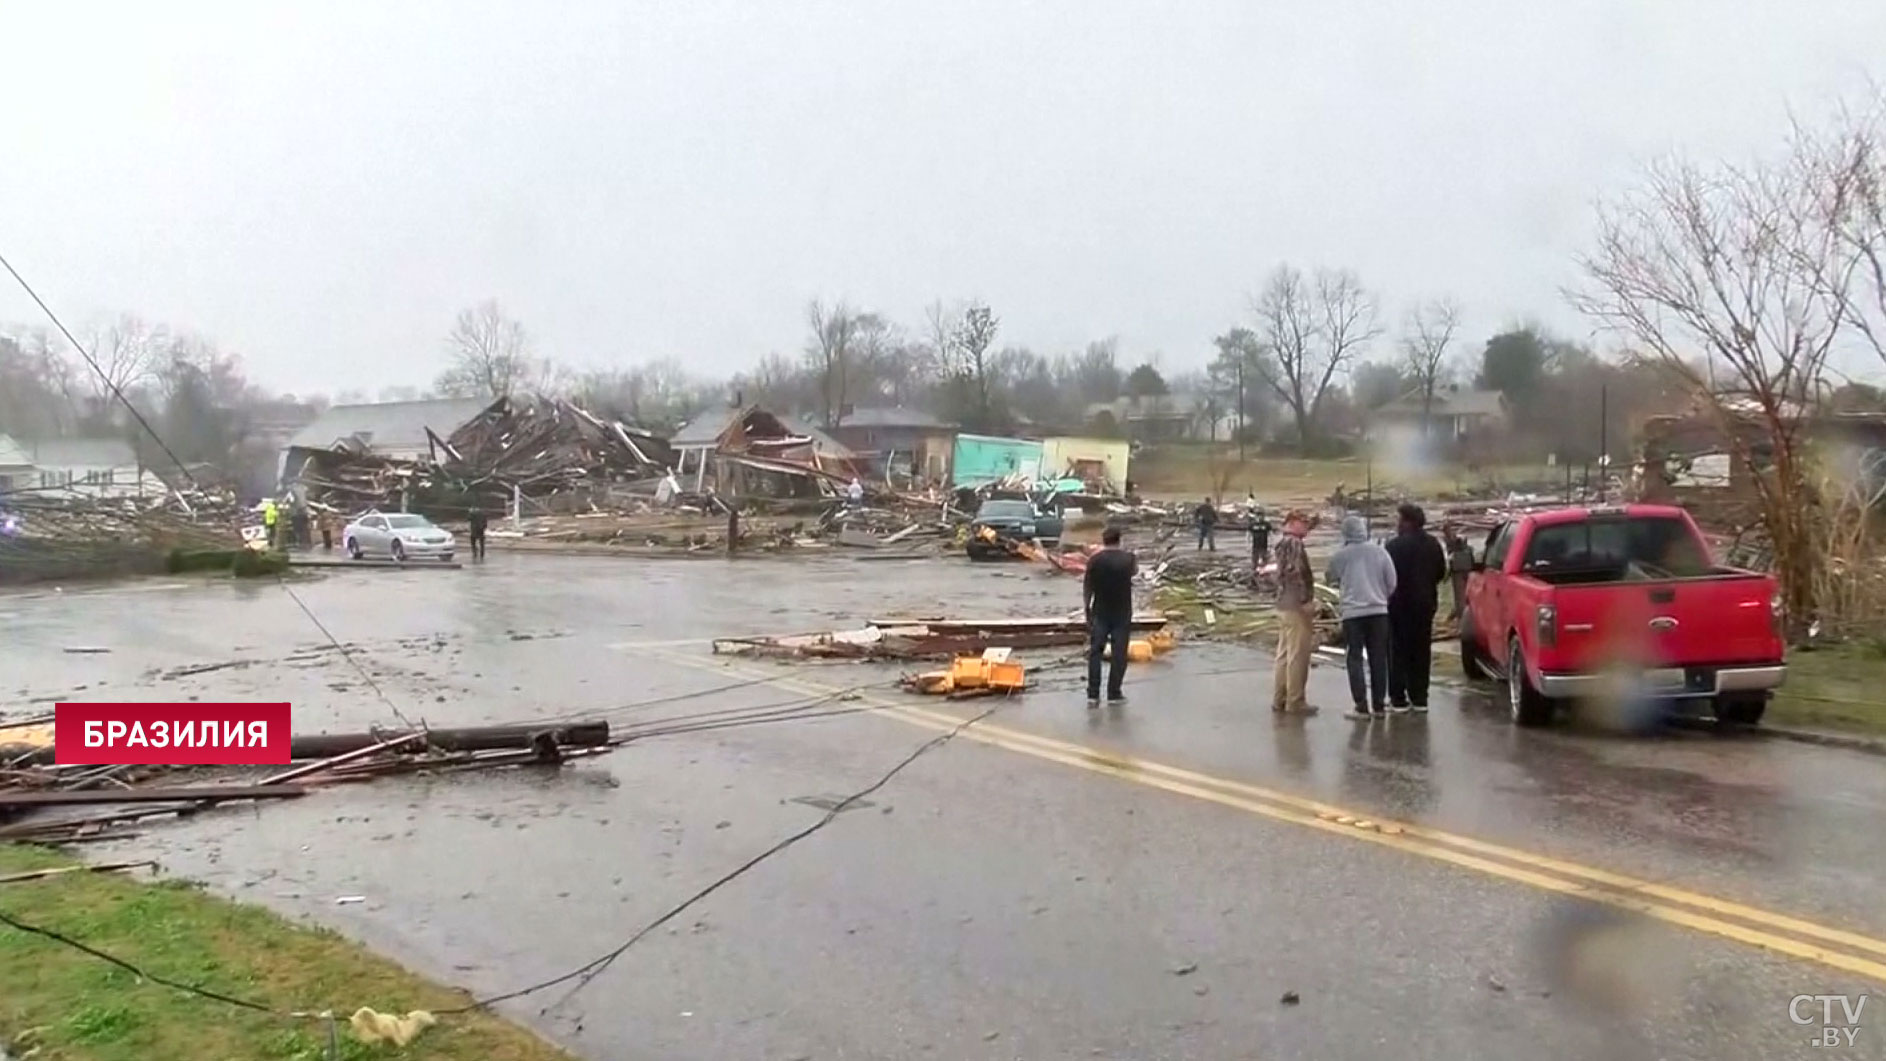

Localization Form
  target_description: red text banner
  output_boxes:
[54,703,292,765]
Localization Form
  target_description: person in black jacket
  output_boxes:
[1083,526,1139,706]
[1384,503,1447,712]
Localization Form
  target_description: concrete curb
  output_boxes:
[1744,724,1886,756]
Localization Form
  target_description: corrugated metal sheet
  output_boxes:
[950,434,1042,486]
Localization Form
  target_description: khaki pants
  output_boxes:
[1273,605,1315,711]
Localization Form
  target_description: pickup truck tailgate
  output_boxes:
[1546,575,1779,669]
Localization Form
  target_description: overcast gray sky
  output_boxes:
[4,1,1884,397]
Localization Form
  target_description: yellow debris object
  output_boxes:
[949,656,990,689]
[986,660,1026,691]
[349,1008,437,1048]
[1148,629,1176,655]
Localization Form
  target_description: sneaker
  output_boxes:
[1371,709,1389,718]
[1086,696,1100,709]
[1410,704,1429,715]
[1345,708,1373,720]
[1388,704,1412,715]
[1296,705,1321,716]
[1107,693,1128,705]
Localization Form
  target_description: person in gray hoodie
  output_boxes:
[1325,514,1399,718]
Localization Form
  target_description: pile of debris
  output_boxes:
[713,613,1171,661]
[0,492,240,585]
[290,449,436,513]
[436,397,676,511]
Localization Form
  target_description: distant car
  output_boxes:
[342,512,456,562]
[966,498,1064,561]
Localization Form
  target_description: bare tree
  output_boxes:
[952,302,1000,430]
[1249,264,1381,449]
[1571,148,1851,630]
[923,300,962,375]
[437,300,532,399]
[805,299,861,428]
[1811,95,1886,365]
[1400,296,1463,434]
[77,314,163,420]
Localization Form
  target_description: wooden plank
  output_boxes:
[0,784,306,809]
[0,860,155,885]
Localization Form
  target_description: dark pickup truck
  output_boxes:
[966,499,1065,561]
[1460,504,1785,727]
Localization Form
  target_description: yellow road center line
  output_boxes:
[636,647,1886,982]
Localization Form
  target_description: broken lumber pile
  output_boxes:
[714,614,1169,661]
[438,396,676,508]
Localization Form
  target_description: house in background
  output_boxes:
[28,438,166,499]
[1084,394,1219,443]
[0,434,34,493]
[826,407,957,486]
[279,397,487,489]
[1372,387,1507,441]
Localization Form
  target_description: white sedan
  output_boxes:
[342,512,456,561]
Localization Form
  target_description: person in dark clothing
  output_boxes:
[726,505,741,556]
[1083,526,1138,706]
[1248,508,1272,566]
[1384,503,1448,712]
[1194,498,1218,551]
[467,507,488,560]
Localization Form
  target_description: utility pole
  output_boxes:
[1597,384,1609,504]
[1236,356,1246,462]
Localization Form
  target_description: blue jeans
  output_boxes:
[1087,612,1131,699]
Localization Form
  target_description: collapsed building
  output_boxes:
[279,396,675,516]
[669,404,864,500]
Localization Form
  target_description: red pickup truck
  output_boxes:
[1459,504,1786,727]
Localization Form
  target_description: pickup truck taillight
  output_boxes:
[1536,604,1558,648]
[1770,590,1784,635]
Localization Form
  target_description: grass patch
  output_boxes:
[1769,641,1886,736]
[164,548,289,578]
[0,845,568,1061]
[1131,449,1561,504]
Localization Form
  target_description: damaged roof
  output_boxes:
[671,405,855,457]
[0,433,33,469]
[287,398,488,455]
[27,438,140,469]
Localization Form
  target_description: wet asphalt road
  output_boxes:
[4,552,1885,1060]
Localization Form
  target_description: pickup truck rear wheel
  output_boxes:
[1506,634,1554,727]
[1715,693,1767,727]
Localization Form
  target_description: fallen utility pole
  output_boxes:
[3,721,612,768]
[262,732,426,786]
[285,721,609,761]
[0,784,307,809]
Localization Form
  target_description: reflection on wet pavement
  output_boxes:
[5,553,1885,1060]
